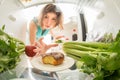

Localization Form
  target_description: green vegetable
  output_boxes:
[62,30,120,80]
[55,39,63,43]
[97,33,114,43]
[63,43,99,51]
[76,61,83,69]
[63,48,97,66]
[0,25,25,73]
[63,41,111,49]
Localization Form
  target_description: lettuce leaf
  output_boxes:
[0,25,25,73]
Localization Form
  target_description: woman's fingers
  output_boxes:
[31,38,48,57]
[33,37,57,56]
[33,47,43,56]
[38,37,46,46]
[49,43,58,47]
[55,35,65,39]
[32,42,37,46]
[33,41,43,49]
[33,44,46,55]
[33,47,40,54]
[32,42,39,47]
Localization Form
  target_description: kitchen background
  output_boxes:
[0,0,120,44]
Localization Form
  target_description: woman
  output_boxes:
[29,4,64,54]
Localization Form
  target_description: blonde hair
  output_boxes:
[39,4,64,30]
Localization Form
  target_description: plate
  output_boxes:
[31,56,75,72]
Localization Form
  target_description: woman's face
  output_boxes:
[42,12,57,29]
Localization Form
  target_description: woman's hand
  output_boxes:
[55,35,65,40]
[33,37,58,56]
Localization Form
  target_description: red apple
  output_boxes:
[25,45,36,57]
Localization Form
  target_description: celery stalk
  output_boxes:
[63,48,97,66]
[63,41,111,49]
[63,43,100,51]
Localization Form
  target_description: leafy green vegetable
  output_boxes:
[97,33,114,43]
[55,39,63,43]
[62,30,120,80]
[0,25,25,73]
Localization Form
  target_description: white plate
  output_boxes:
[31,56,75,72]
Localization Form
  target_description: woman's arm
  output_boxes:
[29,21,37,45]
[50,29,64,40]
